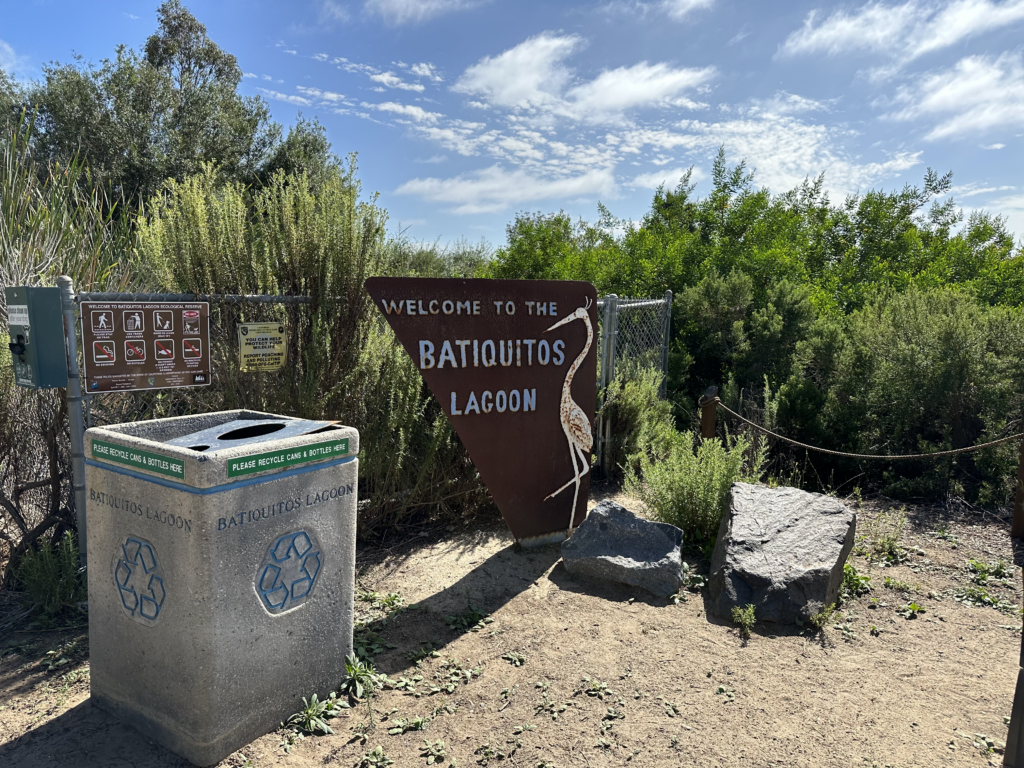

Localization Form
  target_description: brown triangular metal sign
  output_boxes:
[365,278,598,543]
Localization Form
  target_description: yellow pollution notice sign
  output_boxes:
[237,322,287,371]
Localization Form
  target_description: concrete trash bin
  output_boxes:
[84,410,358,766]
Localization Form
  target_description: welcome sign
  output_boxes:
[365,277,598,542]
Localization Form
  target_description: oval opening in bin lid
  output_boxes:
[164,417,339,453]
[217,422,286,441]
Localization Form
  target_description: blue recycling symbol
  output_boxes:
[114,537,166,623]
[257,530,322,614]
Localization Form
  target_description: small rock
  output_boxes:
[708,483,856,624]
[561,501,684,597]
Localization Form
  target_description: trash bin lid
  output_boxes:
[163,418,339,453]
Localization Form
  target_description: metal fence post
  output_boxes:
[57,275,87,566]
[659,290,673,398]
[1013,438,1024,539]
[600,295,618,477]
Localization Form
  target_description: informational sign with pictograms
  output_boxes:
[365,278,598,543]
[80,301,211,392]
[236,322,288,371]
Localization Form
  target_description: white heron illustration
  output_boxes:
[543,297,594,531]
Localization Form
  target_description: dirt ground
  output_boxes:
[1,489,1022,768]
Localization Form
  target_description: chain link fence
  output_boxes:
[595,291,673,475]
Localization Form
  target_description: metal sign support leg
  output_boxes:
[1005,571,1024,765]
[58,275,87,566]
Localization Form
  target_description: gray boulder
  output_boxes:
[561,500,684,597]
[708,482,856,624]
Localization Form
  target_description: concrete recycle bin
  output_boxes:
[84,410,358,766]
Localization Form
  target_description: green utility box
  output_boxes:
[4,286,69,389]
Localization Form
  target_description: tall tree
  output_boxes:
[258,114,338,191]
[29,0,277,207]
[0,69,21,131]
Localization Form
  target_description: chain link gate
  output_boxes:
[594,291,673,476]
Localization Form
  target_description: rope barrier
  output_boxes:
[712,400,1024,460]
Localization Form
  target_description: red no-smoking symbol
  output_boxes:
[93,341,115,362]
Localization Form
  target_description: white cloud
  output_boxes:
[313,53,329,62]
[661,0,714,20]
[410,62,444,82]
[413,120,499,156]
[600,0,713,21]
[620,116,921,194]
[124,13,139,20]
[256,88,313,107]
[565,62,714,122]
[454,33,582,111]
[728,27,750,45]
[370,71,426,92]
[365,0,479,25]
[417,155,449,163]
[983,143,1007,149]
[985,192,1024,238]
[396,165,616,214]
[747,91,834,116]
[780,0,1024,68]
[283,50,298,55]
[319,0,351,22]
[243,72,257,79]
[0,39,30,78]
[453,33,713,124]
[297,86,351,104]
[363,101,443,123]
[887,53,1024,140]
[950,182,1016,197]
[629,166,705,188]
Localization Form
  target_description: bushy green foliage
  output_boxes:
[625,428,766,545]
[782,288,1024,502]
[731,603,756,639]
[135,162,487,535]
[16,532,85,615]
[600,365,678,477]
[0,115,136,290]
[339,653,381,699]
[491,148,1024,506]
[840,562,871,601]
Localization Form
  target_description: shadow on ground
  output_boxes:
[368,539,564,675]
[0,699,190,768]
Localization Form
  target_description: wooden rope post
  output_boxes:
[699,386,718,440]
[1013,437,1024,539]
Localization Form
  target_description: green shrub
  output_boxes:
[135,164,488,538]
[625,429,766,545]
[731,603,756,639]
[16,532,85,615]
[601,364,677,478]
[840,562,871,601]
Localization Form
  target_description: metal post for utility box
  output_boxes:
[58,276,88,565]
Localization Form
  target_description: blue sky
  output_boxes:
[3,0,1024,247]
